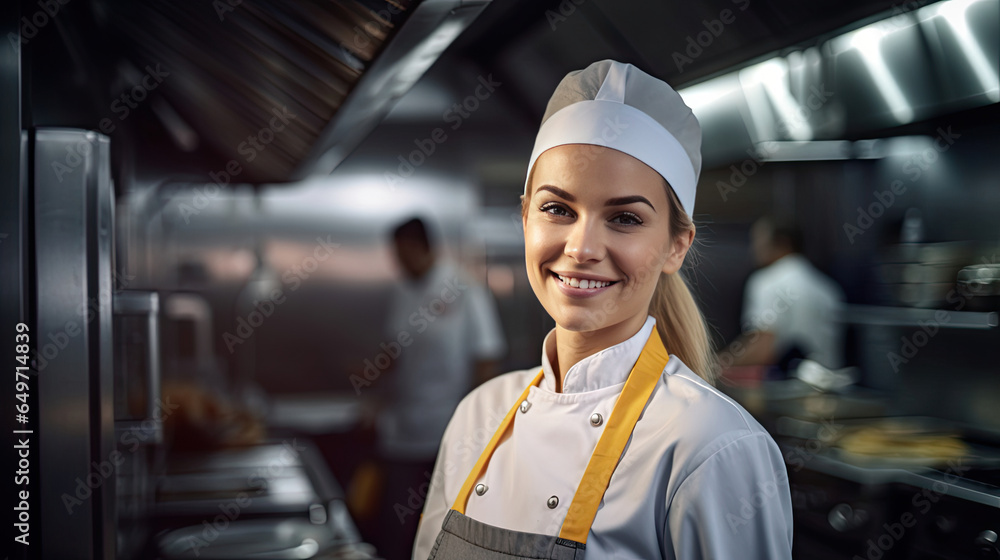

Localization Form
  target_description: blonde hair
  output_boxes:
[522,171,718,385]
[649,183,718,384]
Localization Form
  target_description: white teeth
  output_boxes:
[556,274,613,289]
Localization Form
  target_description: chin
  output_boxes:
[550,308,613,334]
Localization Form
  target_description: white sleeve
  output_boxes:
[464,282,506,360]
[664,433,793,560]
[740,273,773,334]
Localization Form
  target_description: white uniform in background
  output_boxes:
[413,316,793,559]
[742,253,846,369]
[378,259,506,460]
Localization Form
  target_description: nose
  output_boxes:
[563,217,605,263]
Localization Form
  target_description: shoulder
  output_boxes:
[434,368,539,495]
[443,368,539,442]
[647,356,781,480]
[462,367,537,408]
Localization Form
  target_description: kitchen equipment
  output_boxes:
[157,518,378,559]
[958,264,1000,312]
[779,415,1000,558]
[34,128,165,559]
[154,440,376,558]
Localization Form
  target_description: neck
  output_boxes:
[548,313,649,393]
[769,248,794,265]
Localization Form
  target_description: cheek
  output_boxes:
[614,243,664,285]
[523,221,559,264]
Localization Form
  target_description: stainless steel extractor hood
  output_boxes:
[95,0,492,184]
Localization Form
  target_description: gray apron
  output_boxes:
[425,328,670,559]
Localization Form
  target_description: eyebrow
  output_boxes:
[536,185,656,212]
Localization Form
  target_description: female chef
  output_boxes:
[411,60,793,559]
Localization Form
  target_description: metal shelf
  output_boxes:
[840,305,998,330]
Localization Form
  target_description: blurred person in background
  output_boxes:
[373,216,506,559]
[722,216,845,372]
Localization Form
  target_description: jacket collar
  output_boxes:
[539,315,658,393]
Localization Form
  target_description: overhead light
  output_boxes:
[849,26,915,123]
[738,59,814,141]
[754,140,852,161]
[754,135,940,161]
[677,74,741,116]
[926,0,1000,102]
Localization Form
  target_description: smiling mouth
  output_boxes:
[551,271,620,290]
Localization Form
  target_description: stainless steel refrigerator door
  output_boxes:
[35,128,116,560]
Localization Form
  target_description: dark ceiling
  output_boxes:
[23,0,921,188]
[436,0,911,123]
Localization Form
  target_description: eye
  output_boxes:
[539,202,573,217]
[610,211,643,226]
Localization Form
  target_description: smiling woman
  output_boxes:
[523,145,707,392]
[412,60,794,560]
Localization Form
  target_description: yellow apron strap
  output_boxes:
[558,329,669,543]
[452,369,545,514]
[450,327,669,544]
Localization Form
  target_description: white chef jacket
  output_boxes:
[413,315,793,560]
[742,253,845,369]
[378,259,506,460]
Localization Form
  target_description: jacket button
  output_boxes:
[519,400,531,413]
[590,413,603,426]
[547,496,559,509]
[475,484,488,496]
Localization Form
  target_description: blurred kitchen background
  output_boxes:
[2,0,999,558]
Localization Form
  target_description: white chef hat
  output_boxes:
[524,60,702,217]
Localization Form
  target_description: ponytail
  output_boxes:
[649,271,718,385]
[649,182,718,385]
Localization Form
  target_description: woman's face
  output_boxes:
[523,144,693,336]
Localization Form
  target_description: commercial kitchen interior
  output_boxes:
[1,0,999,558]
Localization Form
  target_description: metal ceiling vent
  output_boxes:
[100,0,492,183]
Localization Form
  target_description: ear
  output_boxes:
[520,194,528,229]
[661,226,695,275]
